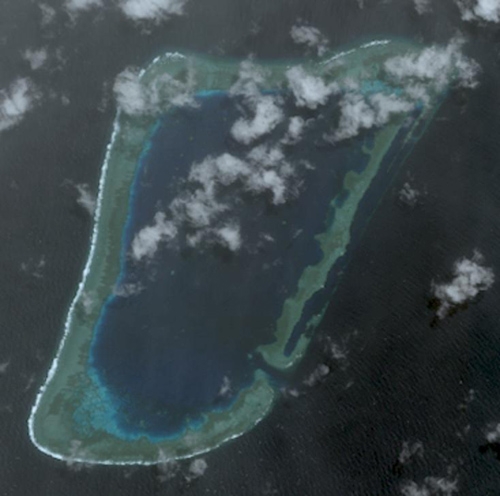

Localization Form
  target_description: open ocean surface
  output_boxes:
[2,0,500,494]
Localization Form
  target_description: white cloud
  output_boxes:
[432,251,494,318]
[290,24,328,56]
[156,450,179,482]
[131,212,177,261]
[113,282,144,297]
[215,224,242,251]
[80,291,95,314]
[22,48,48,71]
[217,376,232,397]
[456,0,500,22]
[0,361,9,374]
[231,96,284,145]
[398,441,424,465]
[139,144,295,255]
[20,256,46,279]
[119,0,187,22]
[384,38,480,91]
[398,182,420,207]
[326,39,480,143]
[401,472,458,496]
[303,363,330,387]
[113,66,196,115]
[485,422,500,442]
[187,458,208,480]
[281,116,306,145]
[286,65,338,109]
[414,0,432,14]
[75,183,96,215]
[229,60,284,145]
[333,92,414,142]
[0,78,37,133]
[39,3,56,27]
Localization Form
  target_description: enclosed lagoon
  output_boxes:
[30,40,455,464]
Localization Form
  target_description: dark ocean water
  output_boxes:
[2,0,500,494]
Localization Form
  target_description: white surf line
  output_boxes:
[28,113,121,462]
[321,39,391,64]
[26,51,232,466]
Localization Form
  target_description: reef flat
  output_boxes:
[30,39,449,464]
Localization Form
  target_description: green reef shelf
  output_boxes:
[29,39,446,464]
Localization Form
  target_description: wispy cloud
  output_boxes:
[0,78,38,133]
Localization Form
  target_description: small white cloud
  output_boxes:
[156,450,179,482]
[414,0,432,14]
[113,282,144,297]
[39,3,56,27]
[303,363,330,387]
[114,68,149,115]
[231,96,284,145]
[485,422,500,442]
[432,251,494,318]
[114,66,196,116]
[398,441,424,465]
[229,61,284,145]
[401,473,459,496]
[75,183,96,215]
[119,0,187,22]
[456,0,500,22]
[290,24,328,56]
[217,376,232,397]
[20,256,46,279]
[22,48,48,71]
[80,291,95,314]
[0,361,10,374]
[286,65,338,109]
[215,224,242,252]
[0,78,37,133]
[187,458,208,480]
[131,212,177,261]
[64,0,102,15]
[398,182,420,207]
[281,116,306,145]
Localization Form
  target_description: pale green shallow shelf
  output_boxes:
[29,39,442,464]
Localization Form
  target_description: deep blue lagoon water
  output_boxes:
[88,91,378,437]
